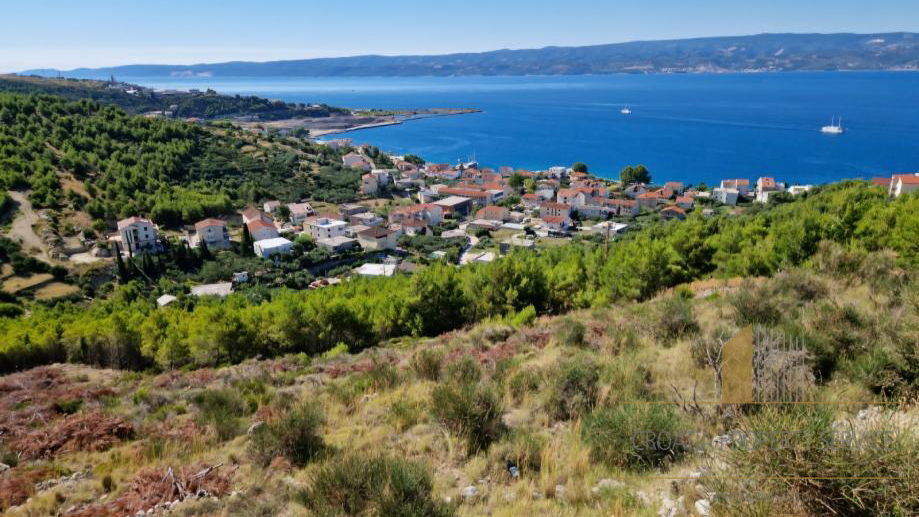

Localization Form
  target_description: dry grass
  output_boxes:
[33,282,80,300]
[2,266,916,517]
[2,273,53,293]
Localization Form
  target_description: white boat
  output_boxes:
[821,117,845,134]
[621,107,632,115]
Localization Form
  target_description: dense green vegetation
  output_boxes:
[0,93,361,226]
[1,181,917,373]
[0,75,350,119]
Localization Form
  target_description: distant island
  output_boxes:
[22,33,919,78]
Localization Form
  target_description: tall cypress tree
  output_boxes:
[241,224,254,256]
[114,241,129,282]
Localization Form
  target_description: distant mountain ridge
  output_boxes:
[24,33,919,78]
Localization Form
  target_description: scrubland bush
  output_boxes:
[545,355,600,420]
[446,357,482,384]
[192,389,248,441]
[773,269,829,303]
[296,454,453,517]
[411,348,444,381]
[430,381,504,454]
[710,405,919,517]
[552,318,586,347]
[654,296,700,342]
[581,403,686,470]
[491,430,546,477]
[389,399,424,432]
[249,403,325,467]
[729,284,784,326]
[507,367,542,401]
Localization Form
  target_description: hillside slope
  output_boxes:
[1,257,917,517]
[24,33,919,78]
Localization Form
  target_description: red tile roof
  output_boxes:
[871,177,892,187]
[117,216,152,229]
[540,202,570,210]
[892,174,919,185]
[195,218,226,231]
[246,220,276,233]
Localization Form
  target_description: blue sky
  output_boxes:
[2,0,917,72]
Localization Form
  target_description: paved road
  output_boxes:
[6,191,51,263]
[459,233,480,265]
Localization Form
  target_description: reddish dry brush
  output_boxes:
[66,463,233,517]
[0,466,54,511]
[0,366,115,440]
[9,410,133,460]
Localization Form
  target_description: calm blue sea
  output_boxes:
[121,73,919,185]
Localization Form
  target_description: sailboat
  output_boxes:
[621,106,632,115]
[821,117,845,134]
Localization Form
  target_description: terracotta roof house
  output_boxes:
[475,205,510,222]
[889,173,919,198]
[247,219,279,241]
[241,207,272,225]
[117,217,161,254]
[757,177,778,192]
[871,177,892,188]
[389,203,444,225]
[720,179,751,196]
[193,218,230,250]
[287,202,315,224]
[343,152,371,171]
[675,196,695,210]
[357,226,398,250]
[661,205,687,220]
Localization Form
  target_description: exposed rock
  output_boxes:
[461,485,479,499]
[591,478,624,496]
[658,495,687,517]
[246,421,264,435]
[695,498,711,516]
[711,434,732,449]
[554,484,567,500]
[0,462,9,471]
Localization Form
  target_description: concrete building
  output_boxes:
[712,187,740,206]
[305,217,348,241]
[193,218,231,250]
[254,237,293,258]
[357,226,398,251]
[316,236,359,253]
[247,220,279,241]
[117,217,161,254]
[889,173,919,198]
[287,202,314,224]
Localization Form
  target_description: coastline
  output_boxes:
[236,108,480,138]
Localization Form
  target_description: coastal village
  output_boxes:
[105,136,919,301]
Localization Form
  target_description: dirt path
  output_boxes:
[6,190,51,263]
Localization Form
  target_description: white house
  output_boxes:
[263,200,281,214]
[343,152,371,171]
[361,174,379,196]
[305,217,348,241]
[287,202,315,224]
[720,179,750,197]
[247,220,279,242]
[889,173,919,198]
[192,218,231,250]
[254,237,293,258]
[117,217,161,254]
[316,235,359,253]
[241,207,272,225]
[712,187,740,206]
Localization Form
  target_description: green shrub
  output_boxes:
[192,389,248,441]
[553,318,586,347]
[729,284,783,326]
[411,348,444,381]
[654,296,700,342]
[545,355,600,421]
[389,399,424,432]
[101,474,115,493]
[249,403,324,467]
[430,382,504,455]
[508,368,542,401]
[296,454,454,517]
[54,398,83,415]
[709,405,919,517]
[491,430,546,477]
[446,357,482,384]
[0,303,24,318]
[366,361,401,391]
[581,404,686,470]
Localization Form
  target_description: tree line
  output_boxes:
[1,181,916,373]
